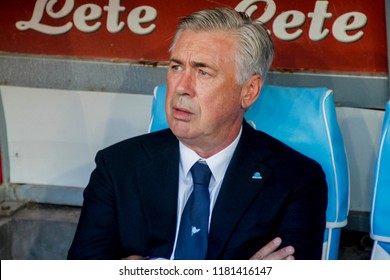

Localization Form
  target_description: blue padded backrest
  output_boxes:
[370,101,390,242]
[149,84,169,133]
[149,84,350,228]
[245,85,349,227]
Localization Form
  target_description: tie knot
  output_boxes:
[191,161,212,187]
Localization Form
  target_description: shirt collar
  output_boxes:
[179,126,242,182]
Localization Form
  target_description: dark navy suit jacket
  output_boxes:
[68,121,327,260]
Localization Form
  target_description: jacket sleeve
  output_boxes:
[67,150,121,259]
[276,163,328,260]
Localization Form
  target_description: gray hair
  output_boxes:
[170,7,274,84]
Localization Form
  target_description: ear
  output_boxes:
[240,74,262,110]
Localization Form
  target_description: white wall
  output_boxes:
[0,86,152,188]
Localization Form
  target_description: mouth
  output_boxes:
[172,106,193,120]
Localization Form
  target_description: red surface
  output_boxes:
[0,0,387,74]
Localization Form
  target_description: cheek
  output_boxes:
[165,91,176,121]
[206,90,239,112]
[198,97,230,123]
[164,93,171,112]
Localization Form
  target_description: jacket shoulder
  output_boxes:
[244,123,324,175]
[97,129,177,165]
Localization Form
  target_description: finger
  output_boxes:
[250,237,282,260]
[122,255,146,260]
[264,246,295,260]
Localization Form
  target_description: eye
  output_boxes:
[171,64,182,71]
[199,69,209,76]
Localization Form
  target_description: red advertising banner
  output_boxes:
[0,0,387,73]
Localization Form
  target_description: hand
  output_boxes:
[122,255,168,260]
[250,237,295,260]
[123,237,295,260]
[122,255,146,260]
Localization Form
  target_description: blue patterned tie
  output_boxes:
[174,161,212,259]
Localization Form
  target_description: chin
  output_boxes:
[169,124,193,139]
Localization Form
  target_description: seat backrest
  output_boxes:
[149,84,350,259]
[149,85,169,132]
[370,101,390,259]
[245,85,349,228]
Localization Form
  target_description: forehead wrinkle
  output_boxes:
[171,30,237,73]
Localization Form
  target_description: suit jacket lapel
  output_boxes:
[135,130,180,258]
[207,121,274,259]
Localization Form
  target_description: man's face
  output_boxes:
[166,29,248,157]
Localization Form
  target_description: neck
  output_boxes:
[181,125,242,159]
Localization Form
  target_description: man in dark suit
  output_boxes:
[68,7,327,260]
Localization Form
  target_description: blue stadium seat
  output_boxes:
[370,100,390,260]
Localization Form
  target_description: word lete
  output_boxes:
[236,0,367,43]
[16,0,367,43]
[16,0,156,35]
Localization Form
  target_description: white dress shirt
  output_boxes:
[170,127,242,259]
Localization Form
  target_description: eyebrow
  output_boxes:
[170,58,216,71]
[169,58,182,65]
[191,61,211,69]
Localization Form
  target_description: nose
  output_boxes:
[175,70,195,97]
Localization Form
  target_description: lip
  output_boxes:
[172,106,193,120]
